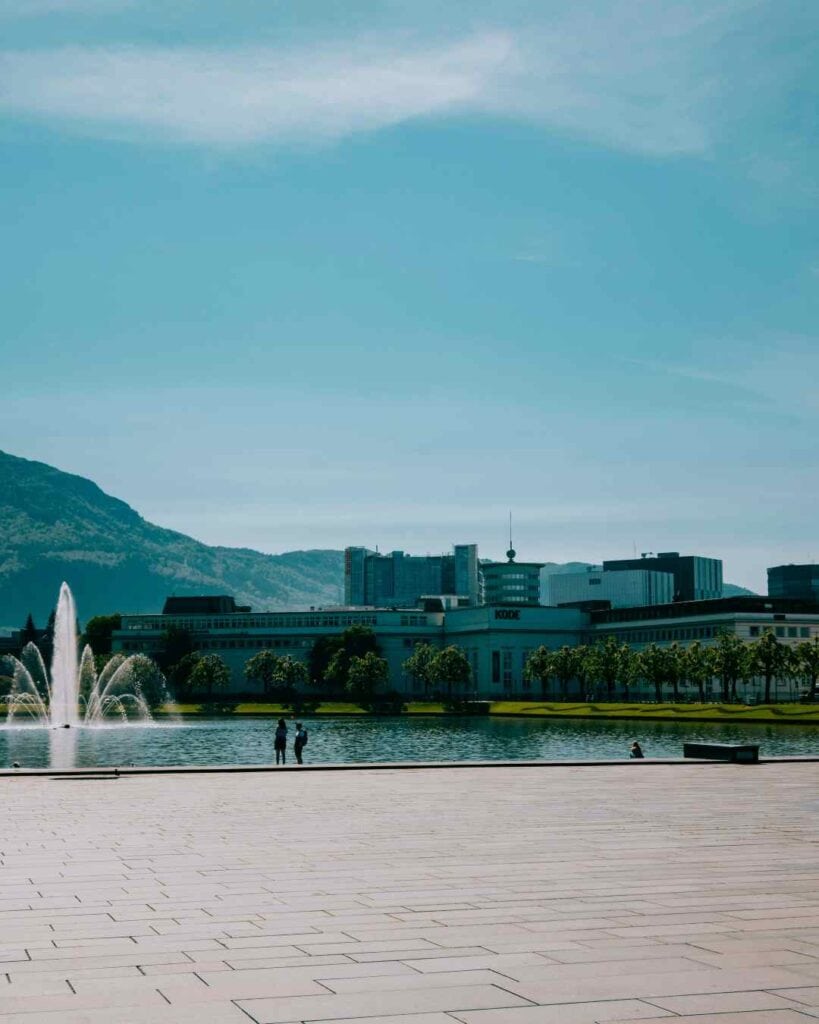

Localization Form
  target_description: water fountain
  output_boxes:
[1,583,163,727]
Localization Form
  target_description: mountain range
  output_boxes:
[0,450,753,627]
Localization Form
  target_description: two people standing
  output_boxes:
[274,718,309,765]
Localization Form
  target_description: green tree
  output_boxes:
[189,654,231,699]
[781,644,801,702]
[157,626,194,672]
[167,652,201,701]
[20,613,38,648]
[665,642,684,702]
[244,650,280,695]
[710,631,748,703]
[572,644,592,699]
[551,646,579,699]
[307,634,343,686]
[684,641,711,703]
[796,637,819,700]
[270,655,309,691]
[431,645,472,699]
[748,630,788,705]
[320,625,381,697]
[638,643,669,703]
[80,614,122,655]
[402,642,437,697]
[523,646,554,698]
[123,654,168,711]
[346,651,389,706]
[587,637,631,700]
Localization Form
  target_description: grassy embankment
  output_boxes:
[154,701,819,725]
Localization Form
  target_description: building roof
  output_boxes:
[592,595,819,624]
[161,595,250,615]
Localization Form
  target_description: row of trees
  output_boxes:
[524,632,819,704]
[70,620,819,711]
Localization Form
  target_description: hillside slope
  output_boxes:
[0,450,755,627]
[0,451,344,624]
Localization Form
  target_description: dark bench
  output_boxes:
[683,743,759,764]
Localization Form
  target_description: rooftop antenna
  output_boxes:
[506,511,516,563]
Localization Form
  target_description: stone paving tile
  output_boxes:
[237,983,532,1022]
[196,960,420,996]
[495,965,818,1004]
[308,1015,456,1024]
[645,989,814,1013]
[773,986,819,1005]
[0,1005,251,1024]
[607,1012,817,1024]
[450,1001,674,1023]
[319,968,509,994]
[3,764,819,1024]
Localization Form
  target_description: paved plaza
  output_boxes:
[3,762,819,1023]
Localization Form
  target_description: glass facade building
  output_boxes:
[602,552,723,602]
[344,544,480,607]
[768,564,819,602]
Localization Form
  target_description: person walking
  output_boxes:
[274,718,288,765]
[294,722,309,765]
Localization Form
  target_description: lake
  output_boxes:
[1,714,818,770]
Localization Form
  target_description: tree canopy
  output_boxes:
[189,654,231,698]
[81,614,122,655]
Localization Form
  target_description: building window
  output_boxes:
[801,627,810,638]
[502,650,513,691]
[749,626,759,637]
[788,627,797,638]
[491,651,500,684]
[775,626,785,637]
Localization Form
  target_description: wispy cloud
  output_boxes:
[627,339,819,416]
[0,0,130,16]
[0,34,515,145]
[0,1,806,156]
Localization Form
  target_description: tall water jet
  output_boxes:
[50,583,80,727]
[2,582,165,727]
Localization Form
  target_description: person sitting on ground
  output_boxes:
[630,741,644,759]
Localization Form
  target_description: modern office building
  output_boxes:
[114,601,584,698]
[344,544,480,607]
[602,552,723,602]
[482,546,544,606]
[768,564,819,603]
[113,593,819,700]
[548,567,675,609]
[591,596,819,648]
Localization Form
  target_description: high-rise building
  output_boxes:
[482,545,543,606]
[453,544,480,606]
[547,567,675,609]
[344,544,480,608]
[768,564,819,602]
[602,552,722,602]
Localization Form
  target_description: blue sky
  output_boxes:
[1,0,817,592]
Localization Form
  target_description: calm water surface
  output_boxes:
[1,715,818,769]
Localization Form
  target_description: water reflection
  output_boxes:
[48,727,78,771]
[0,715,817,770]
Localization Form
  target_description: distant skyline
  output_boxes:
[1,0,817,594]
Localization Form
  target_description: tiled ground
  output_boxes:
[2,763,819,1022]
